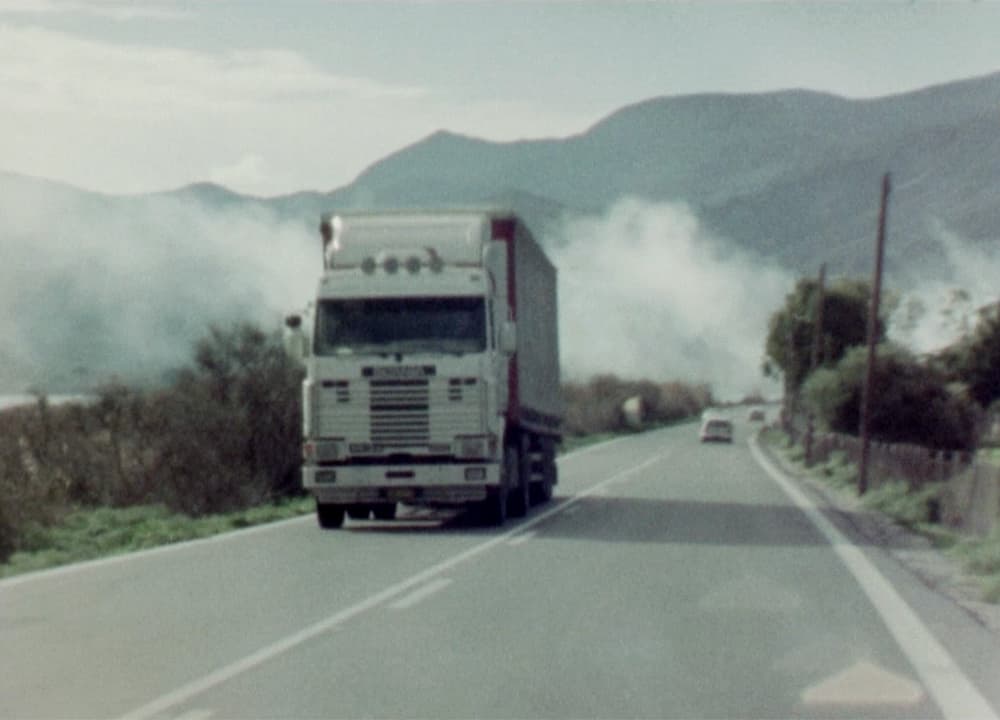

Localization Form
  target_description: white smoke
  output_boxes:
[547,198,792,401]
[889,224,1000,354]
[0,177,317,391]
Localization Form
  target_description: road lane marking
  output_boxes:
[507,531,536,547]
[118,448,671,720]
[749,436,998,720]
[388,578,453,610]
[801,660,925,708]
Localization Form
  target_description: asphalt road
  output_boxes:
[2,417,1000,719]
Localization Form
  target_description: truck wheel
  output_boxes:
[483,446,516,527]
[346,504,371,520]
[372,503,397,521]
[532,437,556,505]
[316,501,345,529]
[508,442,529,518]
[482,486,508,526]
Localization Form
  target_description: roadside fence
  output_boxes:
[781,416,1000,538]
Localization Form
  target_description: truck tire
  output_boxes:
[482,486,508,526]
[531,436,556,505]
[316,501,345,529]
[482,445,515,526]
[372,503,397,521]
[508,441,530,518]
[346,504,371,520]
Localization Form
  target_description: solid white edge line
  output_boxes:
[1,433,636,590]
[749,435,998,720]
[388,577,453,610]
[117,448,671,720]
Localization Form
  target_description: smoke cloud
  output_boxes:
[17,187,992,402]
[0,177,317,391]
[889,224,1000,354]
[547,199,792,401]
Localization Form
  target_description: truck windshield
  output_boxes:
[314,297,487,356]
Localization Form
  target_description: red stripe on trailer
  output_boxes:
[492,217,519,424]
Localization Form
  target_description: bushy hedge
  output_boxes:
[0,323,304,562]
[802,344,980,451]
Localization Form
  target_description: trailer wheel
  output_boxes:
[316,501,345,529]
[372,503,397,521]
[531,437,556,505]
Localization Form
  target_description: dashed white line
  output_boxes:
[388,578,453,610]
[118,448,671,720]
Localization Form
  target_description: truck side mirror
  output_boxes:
[500,321,517,355]
[284,314,309,361]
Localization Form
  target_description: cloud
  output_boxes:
[0,19,595,196]
[209,154,269,195]
[547,198,792,401]
[0,23,435,195]
[0,25,425,117]
[0,0,190,21]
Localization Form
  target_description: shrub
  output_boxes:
[0,403,73,562]
[802,344,980,451]
[149,323,304,515]
[562,374,711,436]
[0,322,305,563]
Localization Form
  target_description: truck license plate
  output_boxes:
[387,488,416,502]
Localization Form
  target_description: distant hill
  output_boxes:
[3,71,1000,392]
[328,72,1000,278]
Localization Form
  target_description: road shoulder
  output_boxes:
[752,431,1000,637]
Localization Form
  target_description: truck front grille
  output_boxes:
[370,379,430,446]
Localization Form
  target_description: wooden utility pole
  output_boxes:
[858,173,891,495]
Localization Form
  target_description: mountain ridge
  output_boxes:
[4,71,1000,391]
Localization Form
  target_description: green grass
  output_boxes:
[0,497,314,580]
[815,451,858,491]
[860,481,939,528]
[950,527,1000,600]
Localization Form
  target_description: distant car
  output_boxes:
[699,417,734,443]
[747,408,766,422]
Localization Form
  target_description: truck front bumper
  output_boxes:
[303,462,501,505]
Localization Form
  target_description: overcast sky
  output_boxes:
[3,0,1000,197]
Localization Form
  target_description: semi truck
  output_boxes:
[286,209,562,528]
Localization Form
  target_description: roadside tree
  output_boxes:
[802,344,980,451]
